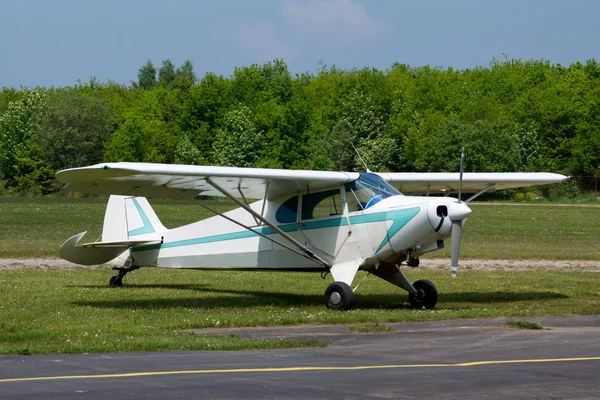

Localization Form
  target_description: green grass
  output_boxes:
[506,320,545,330]
[1,267,598,355]
[348,323,396,333]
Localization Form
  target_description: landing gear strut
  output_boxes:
[109,265,140,287]
[324,281,355,311]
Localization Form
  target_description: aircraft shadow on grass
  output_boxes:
[69,283,568,310]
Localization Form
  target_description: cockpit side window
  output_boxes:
[301,189,343,220]
[275,196,298,223]
[346,173,402,211]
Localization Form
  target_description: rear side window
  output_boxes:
[301,189,343,220]
[275,196,298,223]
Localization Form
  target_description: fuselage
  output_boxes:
[129,183,461,272]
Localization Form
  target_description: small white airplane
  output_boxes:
[56,151,567,310]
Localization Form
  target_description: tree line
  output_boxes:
[1,57,599,195]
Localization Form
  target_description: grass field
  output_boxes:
[0,197,599,355]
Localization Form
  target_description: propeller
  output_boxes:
[448,147,471,278]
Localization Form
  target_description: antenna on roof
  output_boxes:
[350,141,371,173]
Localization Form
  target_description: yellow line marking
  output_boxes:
[1,356,599,383]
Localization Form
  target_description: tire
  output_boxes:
[324,281,355,311]
[408,279,438,309]
[109,275,123,287]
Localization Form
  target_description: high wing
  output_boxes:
[377,172,568,195]
[56,162,359,200]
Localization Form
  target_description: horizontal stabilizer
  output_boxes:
[59,232,160,266]
[81,239,161,248]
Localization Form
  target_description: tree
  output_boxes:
[104,112,176,164]
[174,135,206,165]
[36,90,119,170]
[137,60,157,90]
[355,132,400,172]
[0,88,47,189]
[212,106,261,167]
[310,90,389,171]
[174,60,196,89]
[158,59,176,88]
[11,145,55,195]
[261,59,293,104]
[415,117,521,172]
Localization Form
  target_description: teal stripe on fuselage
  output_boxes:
[373,207,420,252]
[131,207,421,253]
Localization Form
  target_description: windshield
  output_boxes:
[345,173,402,210]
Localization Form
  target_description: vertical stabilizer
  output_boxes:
[102,196,128,242]
[102,195,166,242]
[124,197,167,239]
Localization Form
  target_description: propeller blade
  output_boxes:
[451,147,467,278]
[448,202,471,278]
[450,220,462,278]
[458,147,465,202]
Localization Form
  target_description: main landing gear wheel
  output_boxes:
[324,281,355,311]
[109,275,123,287]
[408,279,438,309]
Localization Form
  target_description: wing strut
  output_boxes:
[464,184,495,203]
[205,178,331,268]
[237,183,260,225]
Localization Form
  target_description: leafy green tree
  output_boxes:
[104,90,178,163]
[517,122,541,171]
[355,132,399,172]
[261,59,293,104]
[213,106,261,167]
[36,90,119,170]
[310,90,388,171]
[11,145,55,195]
[179,73,231,159]
[174,135,207,165]
[415,117,521,172]
[104,113,173,163]
[136,59,157,90]
[174,60,197,89]
[0,88,47,189]
[0,87,22,116]
[158,59,176,88]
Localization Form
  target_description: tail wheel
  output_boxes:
[408,279,438,309]
[109,275,123,287]
[324,281,355,311]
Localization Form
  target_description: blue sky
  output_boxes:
[1,0,599,88]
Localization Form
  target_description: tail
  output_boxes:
[102,195,167,242]
[59,196,166,265]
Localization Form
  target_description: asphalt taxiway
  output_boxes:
[1,315,599,399]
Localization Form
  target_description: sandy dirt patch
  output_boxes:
[420,258,600,272]
[0,258,97,270]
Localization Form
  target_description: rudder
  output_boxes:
[102,195,166,242]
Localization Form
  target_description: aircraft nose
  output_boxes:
[448,201,472,221]
[427,199,471,235]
